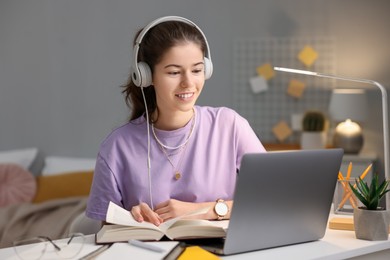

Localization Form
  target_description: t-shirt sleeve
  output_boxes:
[86,153,122,221]
[233,112,267,169]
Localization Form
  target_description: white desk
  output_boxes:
[1,225,389,259]
[0,235,102,260]
[222,211,390,259]
[222,228,390,259]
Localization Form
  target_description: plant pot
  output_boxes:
[353,207,390,241]
[300,131,327,150]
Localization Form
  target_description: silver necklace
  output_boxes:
[151,108,196,150]
[152,109,195,180]
[158,142,189,180]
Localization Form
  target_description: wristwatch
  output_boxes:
[214,199,229,220]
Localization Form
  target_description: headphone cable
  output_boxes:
[140,87,154,210]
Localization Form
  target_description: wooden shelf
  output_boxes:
[263,143,335,151]
[263,143,301,151]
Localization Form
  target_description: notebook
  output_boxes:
[202,148,343,255]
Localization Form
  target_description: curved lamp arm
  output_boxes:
[274,67,389,209]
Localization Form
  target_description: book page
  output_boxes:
[106,202,160,231]
[165,220,228,240]
[167,219,228,230]
[106,202,210,233]
[159,207,210,233]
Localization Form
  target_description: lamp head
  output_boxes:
[328,89,367,154]
[329,89,368,123]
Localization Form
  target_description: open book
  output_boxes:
[96,202,228,243]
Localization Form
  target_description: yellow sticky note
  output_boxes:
[256,63,275,80]
[298,45,318,67]
[178,246,221,260]
[287,79,306,98]
[272,120,292,142]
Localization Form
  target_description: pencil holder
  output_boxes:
[334,179,362,214]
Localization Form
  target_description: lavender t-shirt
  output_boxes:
[86,106,266,220]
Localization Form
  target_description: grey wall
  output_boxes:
[1,0,389,174]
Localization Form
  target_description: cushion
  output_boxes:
[32,170,94,203]
[0,148,38,170]
[42,156,96,176]
[0,163,37,207]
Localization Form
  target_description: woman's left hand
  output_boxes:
[154,199,206,222]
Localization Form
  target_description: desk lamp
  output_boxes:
[329,89,368,154]
[274,67,389,209]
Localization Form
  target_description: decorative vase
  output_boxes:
[300,132,327,150]
[333,119,364,154]
[353,207,390,241]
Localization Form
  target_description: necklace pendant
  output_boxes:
[175,172,181,180]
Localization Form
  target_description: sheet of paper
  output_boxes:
[291,113,303,131]
[272,120,292,142]
[287,79,306,98]
[96,241,181,260]
[178,246,221,260]
[256,63,275,80]
[298,45,318,67]
[249,76,268,94]
[5,239,102,260]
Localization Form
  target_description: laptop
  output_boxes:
[202,148,343,255]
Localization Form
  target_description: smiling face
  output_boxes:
[152,41,205,127]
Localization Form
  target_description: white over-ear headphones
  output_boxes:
[131,16,213,88]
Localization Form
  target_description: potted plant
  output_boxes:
[300,110,327,149]
[349,174,390,240]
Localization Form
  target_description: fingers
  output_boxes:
[132,199,193,224]
[154,203,171,215]
[155,199,181,221]
[155,200,173,217]
[155,199,177,212]
[157,212,174,222]
[130,205,144,222]
[131,203,163,226]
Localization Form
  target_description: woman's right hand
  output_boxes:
[130,202,163,226]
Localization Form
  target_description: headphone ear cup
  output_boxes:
[136,61,153,88]
[131,65,141,87]
[204,57,213,80]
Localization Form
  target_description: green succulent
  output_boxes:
[349,174,390,210]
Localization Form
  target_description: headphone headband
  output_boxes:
[131,16,213,87]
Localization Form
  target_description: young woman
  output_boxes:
[86,16,266,226]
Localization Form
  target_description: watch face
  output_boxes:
[216,202,228,216]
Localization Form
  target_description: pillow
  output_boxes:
[42,156,96,176]
[0,148,38,170]
[0,163,37,207]
[32,170,94,203]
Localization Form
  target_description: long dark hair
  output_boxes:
[122,20,207,121]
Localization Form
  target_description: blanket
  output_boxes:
[0,197,88,249]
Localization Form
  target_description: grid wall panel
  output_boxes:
[232,37,336,143]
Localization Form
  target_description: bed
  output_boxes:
[0,148,101,249]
